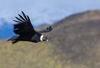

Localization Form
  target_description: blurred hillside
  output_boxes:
[0,10,100,68]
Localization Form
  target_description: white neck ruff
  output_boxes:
[40,35,44,41]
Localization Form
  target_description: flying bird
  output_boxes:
[8,11,52,44]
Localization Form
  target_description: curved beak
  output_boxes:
[43,36,48,41]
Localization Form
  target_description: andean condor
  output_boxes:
[8,11,52,44]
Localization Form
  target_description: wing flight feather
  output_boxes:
[13,11,35,35]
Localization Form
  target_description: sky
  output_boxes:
[0,0,100,27]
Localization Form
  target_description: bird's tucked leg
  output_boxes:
[12,40,19,45]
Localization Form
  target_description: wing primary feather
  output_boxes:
[13,20,21,22]
[21,11,28,21]
[27,15,31,22]
[18,14,26,21]
[15,17,23,22]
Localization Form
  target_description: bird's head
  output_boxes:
[40,35,48,41]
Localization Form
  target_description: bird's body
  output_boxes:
[8,11,52,44]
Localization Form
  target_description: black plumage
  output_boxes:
[8,11,52,44]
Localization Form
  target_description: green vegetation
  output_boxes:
[0,10,100,68]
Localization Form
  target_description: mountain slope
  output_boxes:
[0,10,100,68]
[48,10,100,67]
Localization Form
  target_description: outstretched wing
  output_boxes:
[37,26,53,33]
[13,11,35,35]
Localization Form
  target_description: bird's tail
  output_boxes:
[7,37,13,41]
[7,35,20,41]
[7,35,20,45]
[7,38,14,41]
